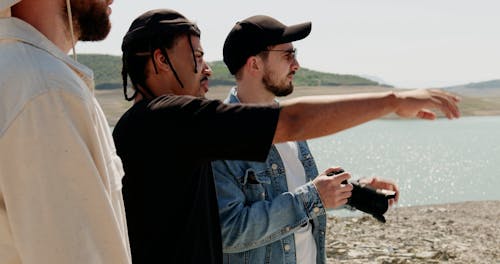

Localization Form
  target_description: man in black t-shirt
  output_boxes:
[115,9,460,263]
[115,10,280,263]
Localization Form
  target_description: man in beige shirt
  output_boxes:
[0,1,131,263]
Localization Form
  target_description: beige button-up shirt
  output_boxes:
[0,17,131,264]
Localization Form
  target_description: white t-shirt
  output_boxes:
[275,141,317,264]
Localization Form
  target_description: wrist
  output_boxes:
[386,90,400,113]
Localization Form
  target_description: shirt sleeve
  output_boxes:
[0,91,131,264]
[148,95,281,162]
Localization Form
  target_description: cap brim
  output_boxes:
[281,22,312,43]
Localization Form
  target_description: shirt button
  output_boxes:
[271,164,278,170]
[313,207,320,213]
[284,244,291,251]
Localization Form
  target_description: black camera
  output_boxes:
[327,170,396,223]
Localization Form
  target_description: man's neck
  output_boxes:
[11,0,75,53]
[235,81,276,105]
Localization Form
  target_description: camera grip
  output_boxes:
[326,169,394,223]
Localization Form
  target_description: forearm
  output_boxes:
[274,91,398,143]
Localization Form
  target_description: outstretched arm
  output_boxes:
[273,89,460,143]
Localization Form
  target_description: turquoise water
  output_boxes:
[308,116,500,213]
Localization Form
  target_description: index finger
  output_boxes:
[327,171,351,185]
[431,90,461,119]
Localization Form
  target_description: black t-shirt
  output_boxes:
[112,95,280,263]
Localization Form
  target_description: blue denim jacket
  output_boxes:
[212,87,327,264]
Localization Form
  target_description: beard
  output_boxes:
[262,70,294,97]
[69,1,111,41]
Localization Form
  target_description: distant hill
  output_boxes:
[443,79,500,97]
[78,54,378,89]
[445,79,500,89]
[79,54,500,125]
[293,67,378,86]
[78,54,123,89]
[360,74,393,86]
[207,60,379,86]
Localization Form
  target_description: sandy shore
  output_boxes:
[97,85,500,126]
[325,200,500,263]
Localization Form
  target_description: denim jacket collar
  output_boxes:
[225,86,280,105]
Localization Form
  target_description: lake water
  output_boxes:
[112,116,499,216]
[308,116,500,216]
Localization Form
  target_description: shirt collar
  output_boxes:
[226,86,281,105]
[0,17,94,89]
[0,0,20,17]
[225,86,241,104]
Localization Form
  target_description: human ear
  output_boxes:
[153,49,170,71]
[247,56,262,72]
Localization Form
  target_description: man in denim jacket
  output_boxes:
[212,15,402,263]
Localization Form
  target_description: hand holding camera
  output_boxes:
[327,169,397,223]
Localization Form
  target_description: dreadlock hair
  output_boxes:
[121,9,201,101]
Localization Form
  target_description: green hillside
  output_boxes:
[78,54,123,89]
[78,54,377,89]
[294,68,377,86]
[207,61,378,86]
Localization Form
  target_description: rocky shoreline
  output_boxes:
[326,200,500,263]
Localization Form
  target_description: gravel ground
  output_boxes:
[326,200,500,264]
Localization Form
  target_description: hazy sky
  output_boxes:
[77,0,499,88]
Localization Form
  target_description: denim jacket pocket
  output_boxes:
[241,169,270,203]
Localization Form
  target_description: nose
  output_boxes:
[202,62,212,77]
[291,58,300,71]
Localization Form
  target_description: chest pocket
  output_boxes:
[241,168,271,203]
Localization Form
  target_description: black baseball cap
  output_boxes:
[122,9,200,54]
[223,15,312,75]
